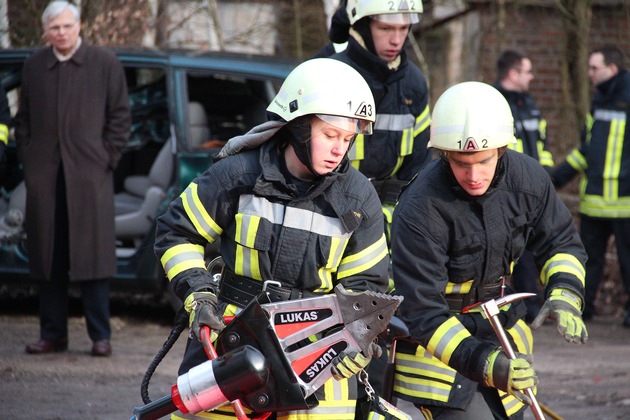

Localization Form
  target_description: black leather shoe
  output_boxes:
[91,339,112,357]
[25,338,68,354]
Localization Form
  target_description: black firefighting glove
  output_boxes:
[330,341,382,381]
[183,290,225,342]
[531,288,588,344]
[484,349,538,405]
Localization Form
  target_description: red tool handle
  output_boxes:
[200,325,249,420]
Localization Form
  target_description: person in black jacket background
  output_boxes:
[494,48,554,323]
[552,45,630,326]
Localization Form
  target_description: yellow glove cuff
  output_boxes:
[549,288,582,312]
[485,349,500,388]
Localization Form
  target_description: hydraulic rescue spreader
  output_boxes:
[131,284,402,420]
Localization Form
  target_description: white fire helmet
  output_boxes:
[428,81,516,152]
[267,58,375,135]
[346,0,422,26]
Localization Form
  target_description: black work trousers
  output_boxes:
[38,166,111,342]
[580,215,630,315]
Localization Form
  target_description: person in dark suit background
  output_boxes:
[15,1,131,357]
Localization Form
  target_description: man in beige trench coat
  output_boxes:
[15,1,131,357]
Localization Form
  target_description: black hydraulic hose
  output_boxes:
[141,306,188,404]
[133,395,179,420]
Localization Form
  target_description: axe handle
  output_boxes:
[486,314,546,420]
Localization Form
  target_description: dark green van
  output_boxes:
[0,48,295,303]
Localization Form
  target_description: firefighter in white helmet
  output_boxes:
[313,0,431,259]
[390,82,588,419]
[155,58,388,420]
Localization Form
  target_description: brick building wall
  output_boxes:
[471,2,629,160]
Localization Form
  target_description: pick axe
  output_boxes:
[469,293,546,420]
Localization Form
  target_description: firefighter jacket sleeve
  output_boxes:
[391,154,586,388]
[551,123,590,188]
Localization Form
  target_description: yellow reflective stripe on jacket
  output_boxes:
[0,124,8,145]
[394,347,455,402]
[444,280,473,295]
[507,139,524,153]
[414,105,431,138]
[426,317,471,365]
[277,378,355,420]
[382,204,395,225]
[603,115,626,200]
[337,233,387,279]
[579,110,630,217]
[580,194,630,217]
[566,149,587,172]
[234,213,262,280]
[507,319,534,356]
[181,183,223,243]
[394,320,532,414]
[161,243,206,280]
[540,253,585,287]
[348,134,364,170]
[537,142,554,167]
[316,235,350,293]
[348,108,428,175]
[235,194,352,280]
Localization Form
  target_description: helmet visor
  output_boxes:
[316,114,373,135]
[371,13,420,25]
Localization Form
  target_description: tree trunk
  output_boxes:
[558,0,592,156]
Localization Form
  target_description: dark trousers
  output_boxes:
[580,215,630,315]
[39,277,111,342]
[38,166,111,342]
[510,250,544,322]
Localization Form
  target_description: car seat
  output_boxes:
[188,101,211,149]
[114,137,173,245]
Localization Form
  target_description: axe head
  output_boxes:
[481,292,537,317]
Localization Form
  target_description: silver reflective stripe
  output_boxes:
[415,107,430,133]
[374,113,415,131]
[239,194,350,237]
[337,236,386,274]
[522,118,539,131]
[593,109,626,122]
[501,392,525,416]
[329,237,348,267]
[182,186,221,243]
[395,355,456,380]
[238,194,285,225]
[543,256,585,282]
[509,320,533,354]
[163,247,205,277]
[393,375,451,399]
[432,322,466,361]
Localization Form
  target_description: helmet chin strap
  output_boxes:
[284,117,320,178]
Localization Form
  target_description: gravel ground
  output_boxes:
[1,297,630,420]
